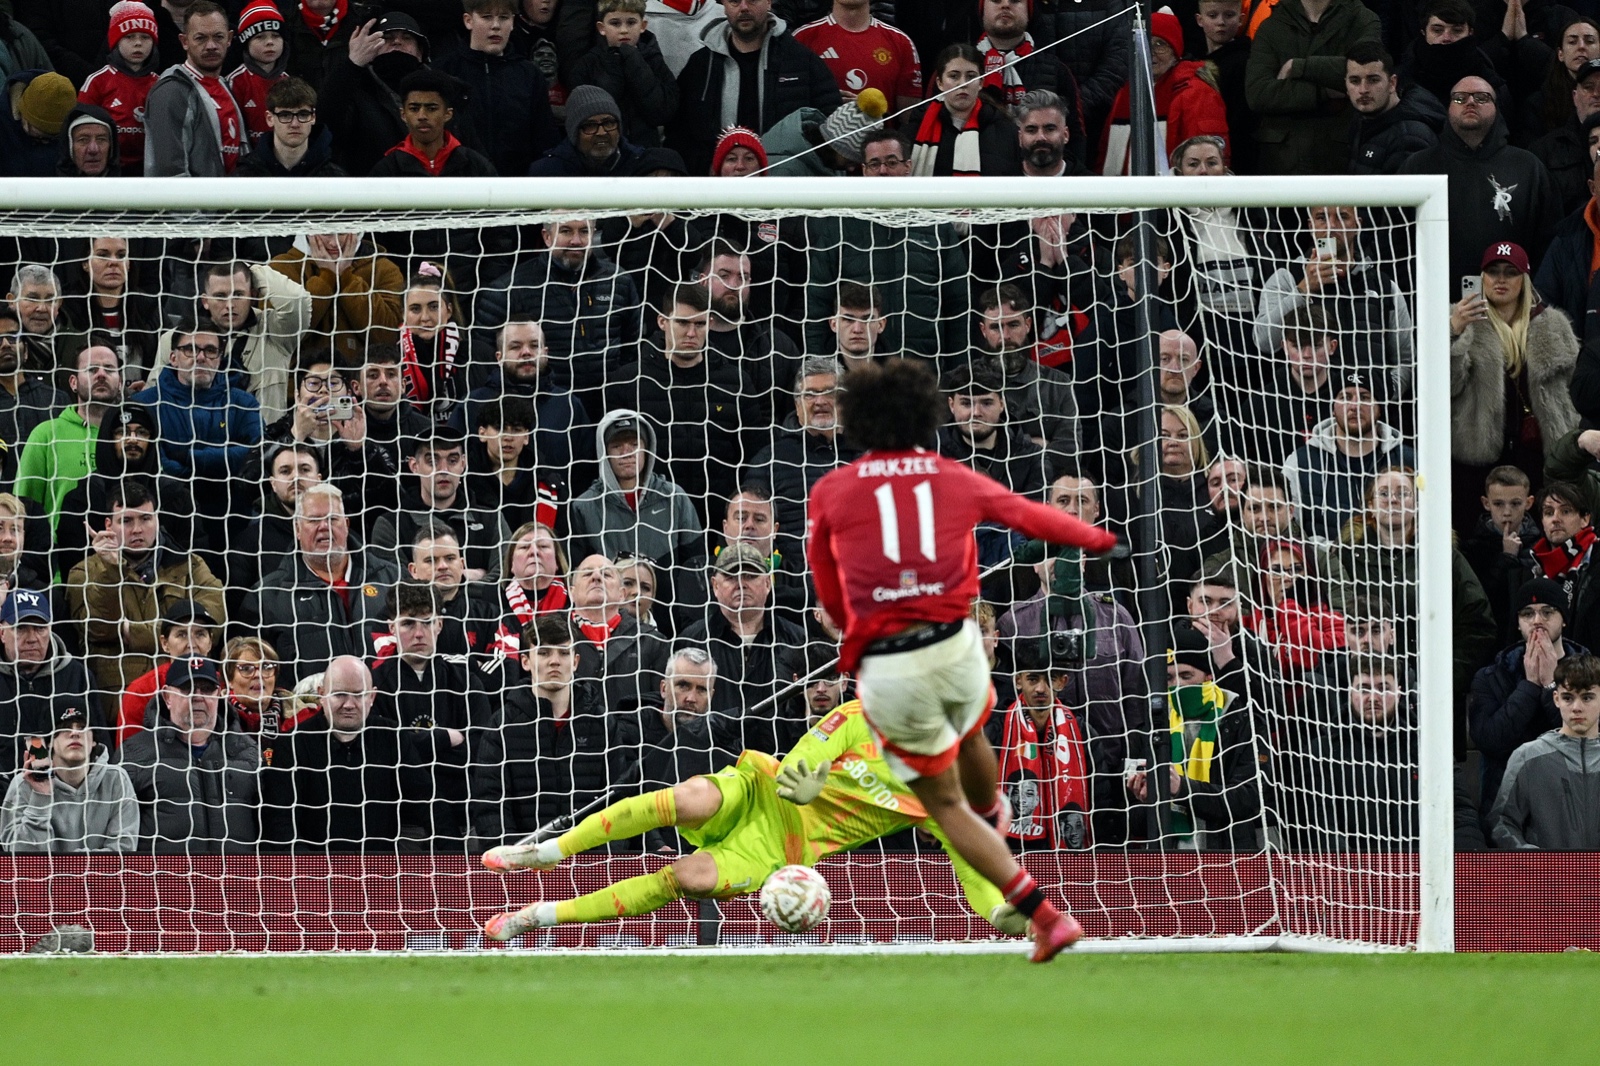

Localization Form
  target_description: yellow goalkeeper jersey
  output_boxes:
[743,700,1004,919]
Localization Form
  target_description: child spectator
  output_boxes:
[1490,651,1600,849]
[225,1,289,141]
[434,0,560,176]
[78,1,160,176]
[1459,465,1542,643]
[467,397,548,534]
[369,70,498,176]
[1194,0,1255,173]
[1098,11,1228,176]
[567,0,678,149]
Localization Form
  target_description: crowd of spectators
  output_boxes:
[0,0,1596,859]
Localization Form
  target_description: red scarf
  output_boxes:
[976,33,1035,106]
[994,699,1091,849]
[399,321,461,405]
[574,610,621,648]
[1533,526,1597,577]
[301,0,348,43]
[910,99,985,177]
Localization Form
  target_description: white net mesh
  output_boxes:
[0,184,1437,952]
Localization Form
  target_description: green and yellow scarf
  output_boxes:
[1169,682,1226,785]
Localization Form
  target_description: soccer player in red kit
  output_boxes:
[807,360,1117,962]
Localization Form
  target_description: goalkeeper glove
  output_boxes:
[775,758,831,805]
[988,903,1032,937]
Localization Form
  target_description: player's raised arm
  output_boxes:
[964,464,1118,555]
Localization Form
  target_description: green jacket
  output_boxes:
[13,407,98,530]
[1244,0,1381,174]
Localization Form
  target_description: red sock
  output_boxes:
[1002,869,1052,920]
[974,798,1003,820]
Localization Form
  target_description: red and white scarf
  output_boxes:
[300,0,348,43]
[911,99,985,177]
[399,320,461,404]
[977,33,1035,107]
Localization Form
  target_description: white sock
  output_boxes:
[533,839,564,865]
[531,902,558,927]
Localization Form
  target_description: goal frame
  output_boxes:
[0,174,1452,954]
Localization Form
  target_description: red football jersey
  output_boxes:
[225,65,288,139]
[79,65,158,172]
[808,448,1115,671]
[794,15,922,102]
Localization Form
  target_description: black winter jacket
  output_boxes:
[1529,118,1596,217]
[368,138,501,177]
[1028,0,1131,123]
[259,712,431,852]
[566,34,679,149]
[233,128,349,177]
[469,680,638,846]
[667,16,842,176]
[744,421,863,565]
[116,719,259,854]
[320,57,409,177]
[575,611,671,716]
[1281,716,1418,851]
[676,609,808,751]
[476,250,643,399]
[1490,729,1600,849]
[370,655,492,843]
[1533,204,1600,334]
[241,552,400,686]
[433,47,560,177]
[1468,641,1582,807]
[1349,88,1443,174]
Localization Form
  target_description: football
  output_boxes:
[758,865,831,933]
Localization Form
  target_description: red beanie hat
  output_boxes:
[1150,10,1185,54]
[238,1,286,45]
[711,126,768,176]
[107,1,159,50]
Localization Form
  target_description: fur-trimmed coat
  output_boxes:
[1449,305,1580,466]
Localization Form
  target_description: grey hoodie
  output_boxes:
[144,62,240,177]
[569,408,705,570]
[1490,729,1600,850]
[0,753,137,853]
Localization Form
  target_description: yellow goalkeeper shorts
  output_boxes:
[679,753,810,899]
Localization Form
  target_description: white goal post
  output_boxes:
[0,174,1451,954]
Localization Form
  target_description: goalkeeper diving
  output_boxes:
[481,698,1032,939]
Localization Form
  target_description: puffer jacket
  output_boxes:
[1349,87,1443,174]
[1529,118,1597,216]
[1468,640,1585,808]
[267,239,406,364]
[1533,204,1600,333]
[116,717,259,853]
[569,408,705,570]
[666,13,842,175]
[433,46,561,176]
[1490,729,1600,849]
[132,366,262,480]
[1449,304,1580,466]
[1245,0,1381,174]
[1098,59,1229,176]
[1027,0,1131,123]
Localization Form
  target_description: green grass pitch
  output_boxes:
[2,951,1591,1063]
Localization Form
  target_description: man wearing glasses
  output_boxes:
[528,85,643,177]
[133,319,262,484]
[235,76,348,177]
[1400,74,1560,281]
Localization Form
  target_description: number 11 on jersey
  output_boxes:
[874,481,937,564]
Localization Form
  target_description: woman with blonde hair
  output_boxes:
[1449,241,1579,529]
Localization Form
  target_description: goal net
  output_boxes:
[0,175,1450,954]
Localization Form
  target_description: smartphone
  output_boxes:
[1123,757,1147,782]
[1461,276,1482,298]
[25,738,49,781]
[331,396,356,421]
[1315,237,1338,257]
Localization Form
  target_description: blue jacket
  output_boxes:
[526,137,646,177]
[449,366,591,474]
[0,70,63,177]
[1533,205,1596,337]
[134,367,262,480]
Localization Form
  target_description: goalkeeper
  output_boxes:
[481,699,1031,939]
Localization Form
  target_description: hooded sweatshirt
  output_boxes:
[0,752,138,853]
[1490,729,1600,849]
[569,408,704,568]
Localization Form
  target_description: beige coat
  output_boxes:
[1449,305,1580,466]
